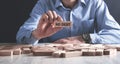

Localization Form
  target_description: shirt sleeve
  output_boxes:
[16,0,45,45]
[90,0,120,44]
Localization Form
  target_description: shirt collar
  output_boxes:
[81,0,86,6]
[55,0,87,8]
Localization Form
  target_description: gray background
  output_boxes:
[0,0,119,43]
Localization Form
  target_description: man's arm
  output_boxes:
[90,0,120,44]
[16,0,45,45]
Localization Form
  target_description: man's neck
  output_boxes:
[62,0,78,9]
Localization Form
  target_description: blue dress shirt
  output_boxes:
[16,0,120,45]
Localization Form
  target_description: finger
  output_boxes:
[39,13,49,26]
[52,11,58,20]
[39,13,52,33]
[42,13,49,21]
[57,15,63,22]
[46,10,54,23]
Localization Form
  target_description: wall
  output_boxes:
[0,0,37,43]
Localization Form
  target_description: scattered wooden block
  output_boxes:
[81,49,89,56]
[22,47,31,54]
[33,49,55,56]
[64,47,75,51]
[103,48,117,55]
[0,50,13,56]
[116,47,120,51]
[61,51,82,58]
[0,46,5,49]
[0,43,120,58]
[52,50,82,58]
[32,46,57,56]
[95,49,103,56]
[13,48,21,55]
[52,50,66,57]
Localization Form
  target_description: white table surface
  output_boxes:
[0,43,120,64]
[0,52,120,64]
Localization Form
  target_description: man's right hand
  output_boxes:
[32,10,63,40]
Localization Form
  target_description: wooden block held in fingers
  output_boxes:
[54,21,72,27]
[0,50,13,56]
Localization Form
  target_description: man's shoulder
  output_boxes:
[37,0,56,4]
[85,0,103,3]
[85,0,104,7]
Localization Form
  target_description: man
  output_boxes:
[16,0,120,45]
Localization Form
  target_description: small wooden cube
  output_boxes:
[22,47,31,54]
[13,48,21,55]
[52,50,66,57]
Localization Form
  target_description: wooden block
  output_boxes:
[0,46,5,49]
[52,50,66,57]
[33,49,55,56]
[13,48,21,55]
[0,50,13,56]
[2,46,14,50]
[61,51,82,58]
[103,48,117,55]
[22,47,31,54]
[82,49,100,56]
[81,49,89,56]
[32,46,57,56]
[116,47,120,51]
[73,46,83,51]
[15,44,32,50]
[104,44,120,51]
[95,49,103,56]
[54,21,72,27]
[87,49,96,56]
[0,45,21,55]
[52,51,82,58]
[78,44,91,47]
[45,43,62,47]
[64,47,75,51]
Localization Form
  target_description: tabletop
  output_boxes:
[0,43,120,64]
[0,53,120,64]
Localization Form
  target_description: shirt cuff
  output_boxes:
[23,30,39,45]
[90,33,100,44]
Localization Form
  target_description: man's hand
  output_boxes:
[53,36,86,44]
[32,10,63,40]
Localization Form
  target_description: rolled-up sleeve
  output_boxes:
[90,0,120,44]
[16,0,45,45]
